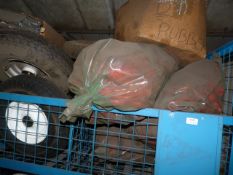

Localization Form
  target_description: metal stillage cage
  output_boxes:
[0,41,232,175]
[207,41,233,175]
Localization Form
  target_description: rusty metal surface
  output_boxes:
[0,0,232,50]
[23,0,86,30]
[0,0,232,34]
[0,0,127,32]
[207,0,233,34]
[0,9,41,34]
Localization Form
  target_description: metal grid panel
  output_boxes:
[208,41,233,116]
[0,93,158,175]
[91,111,157,174]
[220,125,232,175]
[221,49,233,116]
[0,97,93,174]
[0,41,233,174]
[209,41,233,175]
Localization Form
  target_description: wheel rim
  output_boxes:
[5,102,49,144]
[4,59,48,78]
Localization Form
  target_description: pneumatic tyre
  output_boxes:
[0,75,69,158]
[0,30,73,95]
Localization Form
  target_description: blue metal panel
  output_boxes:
[0,92,230,174]
[0,92,68,107]
[223,117,233,125]
[0,159,86,175]
[155,110,223,175]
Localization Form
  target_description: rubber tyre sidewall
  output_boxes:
[0,75,69,158]
[0,31,73,94]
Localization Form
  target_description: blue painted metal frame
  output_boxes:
[207,40,233,59]
[0,92,67,107]
[155,111,223,175]
[0,93,231,175]
[0,93,160,118]
[208,40,233,118]
[223,117,233,126]
[224,113,233,175]
[66,125,75,171]
[229,138,233,175]
[207,40,233,175]
[0,159,86,175]
[92,106,160,118]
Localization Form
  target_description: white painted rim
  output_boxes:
[5,102,49,144]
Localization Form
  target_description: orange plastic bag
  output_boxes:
[60,39,177,122]
[154,60,224,114]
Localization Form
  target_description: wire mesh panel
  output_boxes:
[208,41,233,175]
[91,111,157,174]
[0,93,158,175]
[0,94,93,174]
[208,41,233,116]
[0,41,233,175]
[220,51,233,116]
[220,125,233,175]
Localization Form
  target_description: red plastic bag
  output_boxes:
[154,60,224,114]
[61,39,178,122]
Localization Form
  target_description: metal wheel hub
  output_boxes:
[4,59,48,78]
[5,102,49,144]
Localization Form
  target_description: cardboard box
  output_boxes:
[115,0,206,66]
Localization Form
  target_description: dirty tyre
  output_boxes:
[0,31,72,94]
[0,75,69,158]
